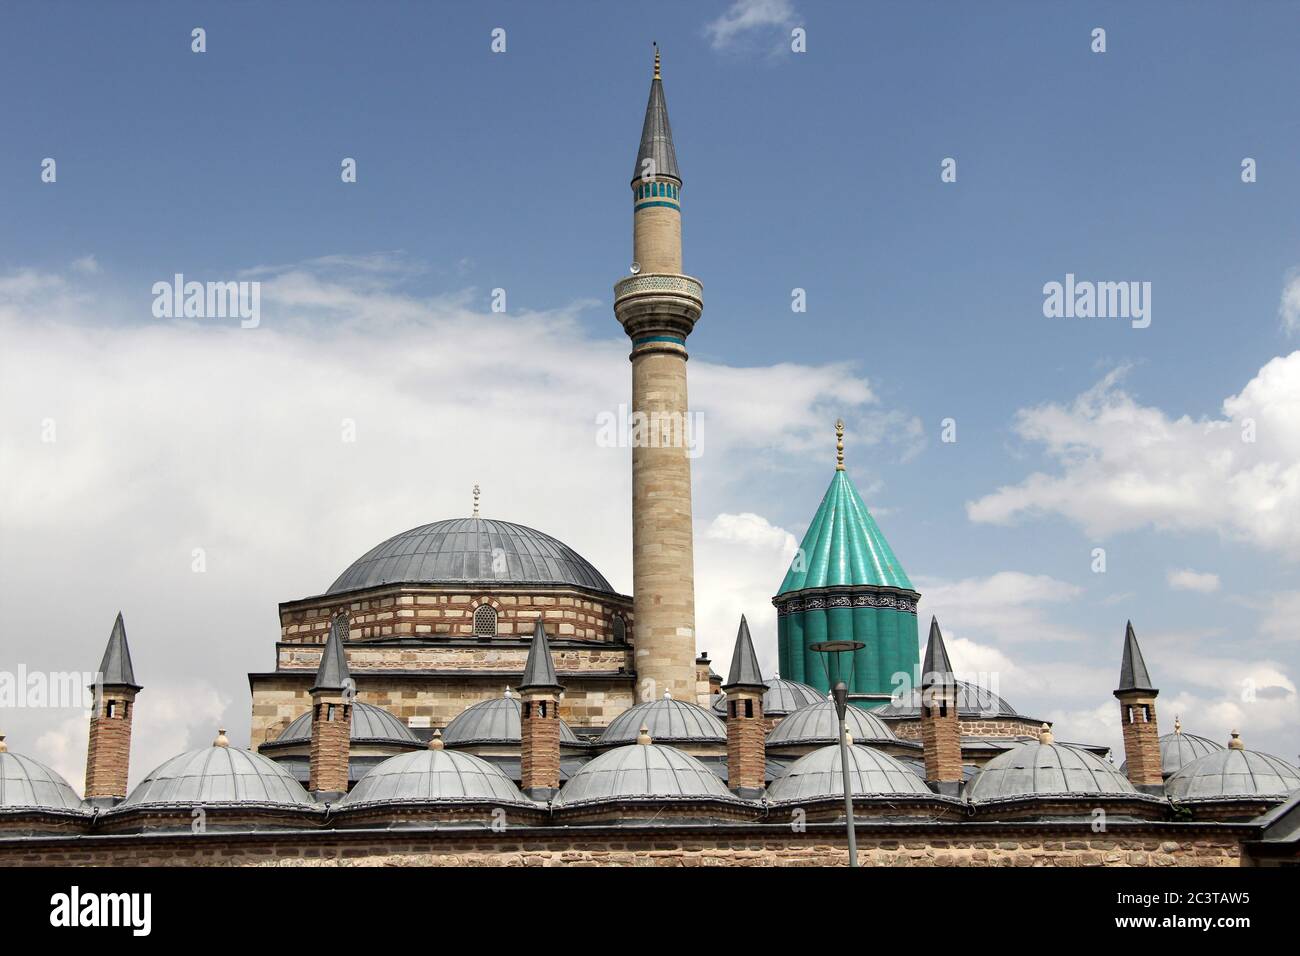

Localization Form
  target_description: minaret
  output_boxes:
[919,617,962,796]
[615,46,702,702]
[308,612,353,800]
[84,612,142,806]
[1114,621,1163,794]
[722,615,768,798]
[518,619,565,800]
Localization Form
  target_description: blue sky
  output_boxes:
[2,1,1298,779]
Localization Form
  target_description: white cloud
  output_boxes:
[696,513,799,681]
[1260,590,1300,642]
[1281,268,1300,335]
[704,0,798,52]
[967,354,1300,557]
[0,259,914,770]
[70,255,100,275]
[914,571,1085,644]
[1166,568,1220,593]
[34,682,228,792]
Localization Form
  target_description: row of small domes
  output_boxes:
[3,715,1299,817]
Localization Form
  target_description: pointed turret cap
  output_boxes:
[921,617,955,689]
[95,612,141,690]
[518,620,563,692]
[1115,621,1157,695]
[311,613,352,693]
[723,615,766,691]
[631,45,680,183]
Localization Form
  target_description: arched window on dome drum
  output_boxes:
[611,615,626,644]
[473,605,497,638]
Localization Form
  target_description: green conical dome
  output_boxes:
[778,471,912,594]
[773,458,920,704]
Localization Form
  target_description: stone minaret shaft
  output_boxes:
[1114,621,1163,794]
[723,616,767,798]
[920,618,962,796]
[615,48,702,702]
[84,612,141,805]
[518,620,565,800]
[309,613,353,799]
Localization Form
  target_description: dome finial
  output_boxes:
[1228,729,1244,750]
[428,728,444,751]
[835,419,845,471]
[637,723,652,745]
[214,728,230,748]
[653,42,660,80]
[1174,715,1182,734]
[1038,723,1054,745]
[472,483,480,518]
[0,732,7,753]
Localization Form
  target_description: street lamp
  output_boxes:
[810,639,864,868]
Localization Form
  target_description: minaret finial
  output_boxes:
[472,483,480,518]
[835,419,845,471]
[653,42,661,80]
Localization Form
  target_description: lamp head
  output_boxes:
[831,680,849,719]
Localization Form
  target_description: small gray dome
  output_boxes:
[877,679,1018,719]
[967,741,1137,803]
[555,743,738,806]
[600,697,726,746]
[328,517,615,595]
[120,745,313,808]
[0,751,86,811]
[343,748,531,806]
[443,695,581,747]
[712,677,823,718]
[1121,726,1224,778]
[767,744,933,803]
[766,699,898,747]
[275,701,420,745]
[1165,747,1300,803]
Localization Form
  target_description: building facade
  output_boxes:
[2,52,1298,869]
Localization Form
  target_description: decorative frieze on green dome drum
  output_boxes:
[773,425,920,703]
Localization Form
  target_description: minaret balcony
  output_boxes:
[613,273,703,308]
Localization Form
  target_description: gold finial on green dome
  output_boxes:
[835,419,845,471]
[653,42,661,80]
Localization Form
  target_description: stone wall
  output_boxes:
[280,586,632,644]
[0,827,1250,868]
[274,642,631,674]
[250,674,636,748]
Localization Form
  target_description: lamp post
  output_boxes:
[810,639,864,869]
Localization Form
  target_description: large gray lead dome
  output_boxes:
[328,518,615,596]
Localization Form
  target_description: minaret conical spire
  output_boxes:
[921,617,955,688]
[632,45,680,184]
[311,613,352,693]
[723,615,766,690]
[97,611,141,689]
[1116,620,1155,693]
[519,619,563,692]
